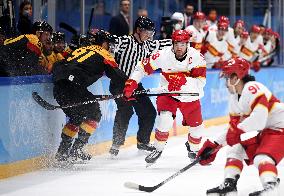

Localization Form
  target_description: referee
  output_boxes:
[109,16,172,156]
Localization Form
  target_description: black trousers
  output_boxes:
[53,80,102,126]
[110,82,157,146]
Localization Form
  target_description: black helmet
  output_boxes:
[69,34,88,50]
[52,31,65,43]
[88,29,116,46]
[134,16,155,32]
[32,21,53,34]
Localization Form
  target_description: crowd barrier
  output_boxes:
[1,67,284,178]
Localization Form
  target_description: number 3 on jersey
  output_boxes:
[248,84,260,94]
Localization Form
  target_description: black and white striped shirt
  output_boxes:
[114,35,172,77]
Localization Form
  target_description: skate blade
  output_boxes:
[207,192,237,196]
[146,162,156,168]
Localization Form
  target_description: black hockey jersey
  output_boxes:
[52,45,128,88]
[0,34,48,76]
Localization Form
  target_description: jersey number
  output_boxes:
[248,84,260,94]
[151,52,160,60]
[67,48,96,62]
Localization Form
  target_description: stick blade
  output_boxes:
[124,182,156,193]
[124,182,139,190]
[32,92,58,110]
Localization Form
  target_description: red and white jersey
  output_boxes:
[130,46,206,102]
[260,40,273,66]
[206,20,218,31]
[185,25,205,51]
[226,27,241,57]
[239,35,263,62]
[204,30,232,68]
[229,81,284,132]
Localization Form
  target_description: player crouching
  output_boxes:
[197,57,284,195]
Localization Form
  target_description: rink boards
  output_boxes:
[0,68,284,178]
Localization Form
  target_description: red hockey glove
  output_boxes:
[197,139,222,165]
[212,60,223,69]
[252,61,261,72]
[217,52,224,57]
[123,79,138,101]
[226,120,245,146]
[167,73,187,92]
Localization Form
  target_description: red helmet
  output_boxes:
[221,57,250,79]
[172,30,191,43]
[240,31,249,38]
[193,12,206,20]
[273,31,280,39]
[233,20,245,28]
[218,22,229,31]
[251,25,261,33]
[218,16,230,24]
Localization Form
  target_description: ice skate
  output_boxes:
[109,144,120,158]
[137,142,155,152]
[145,149,163,167]
[185,141,197,161]
[249,178,280,196]
[206,175,239,196]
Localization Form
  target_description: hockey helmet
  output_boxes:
[90,29,116,45]
[171,12,184,23]
[32,21,53,34]
[193,12,206,20]
[218,16,230,25]
[240,31,249,39]
[233,20,245,28]
[172,30,191,43]
[52,31,65,43]
[221,57,250,79]
[134,16,155,32]
[218,22,229,31]
[251,25,261,33]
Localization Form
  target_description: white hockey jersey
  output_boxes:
[185,25,205,51]
[229,81,284,132]
[226,27,241,57]
[239,35,264,62]
[216,81,284,145]
[203,30,232,68]
[130,46,206,102]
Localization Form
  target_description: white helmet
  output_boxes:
[171,12,184,23]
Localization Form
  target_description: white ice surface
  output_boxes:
[0,124,283,196]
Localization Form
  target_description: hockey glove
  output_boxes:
[167,73,187,92]
[197,139,222,165]
[123,79,138,101]
[226,120,245,146]
[252,61,261,72]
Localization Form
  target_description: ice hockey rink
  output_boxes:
[0,124,283,196]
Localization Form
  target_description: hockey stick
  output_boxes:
[124,149,214,193]
[88,7,95,31]
[59,22,78,35]
[124,156,202,192]
[32,90,199,110]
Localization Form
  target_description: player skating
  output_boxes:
[197,57,284,195]
[123,30,206,166]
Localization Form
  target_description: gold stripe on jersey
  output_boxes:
[206,43,220,57]
[67,45,116,64]
[25,34,41,47]
[240,46,254,57]
[227,41,238,57]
